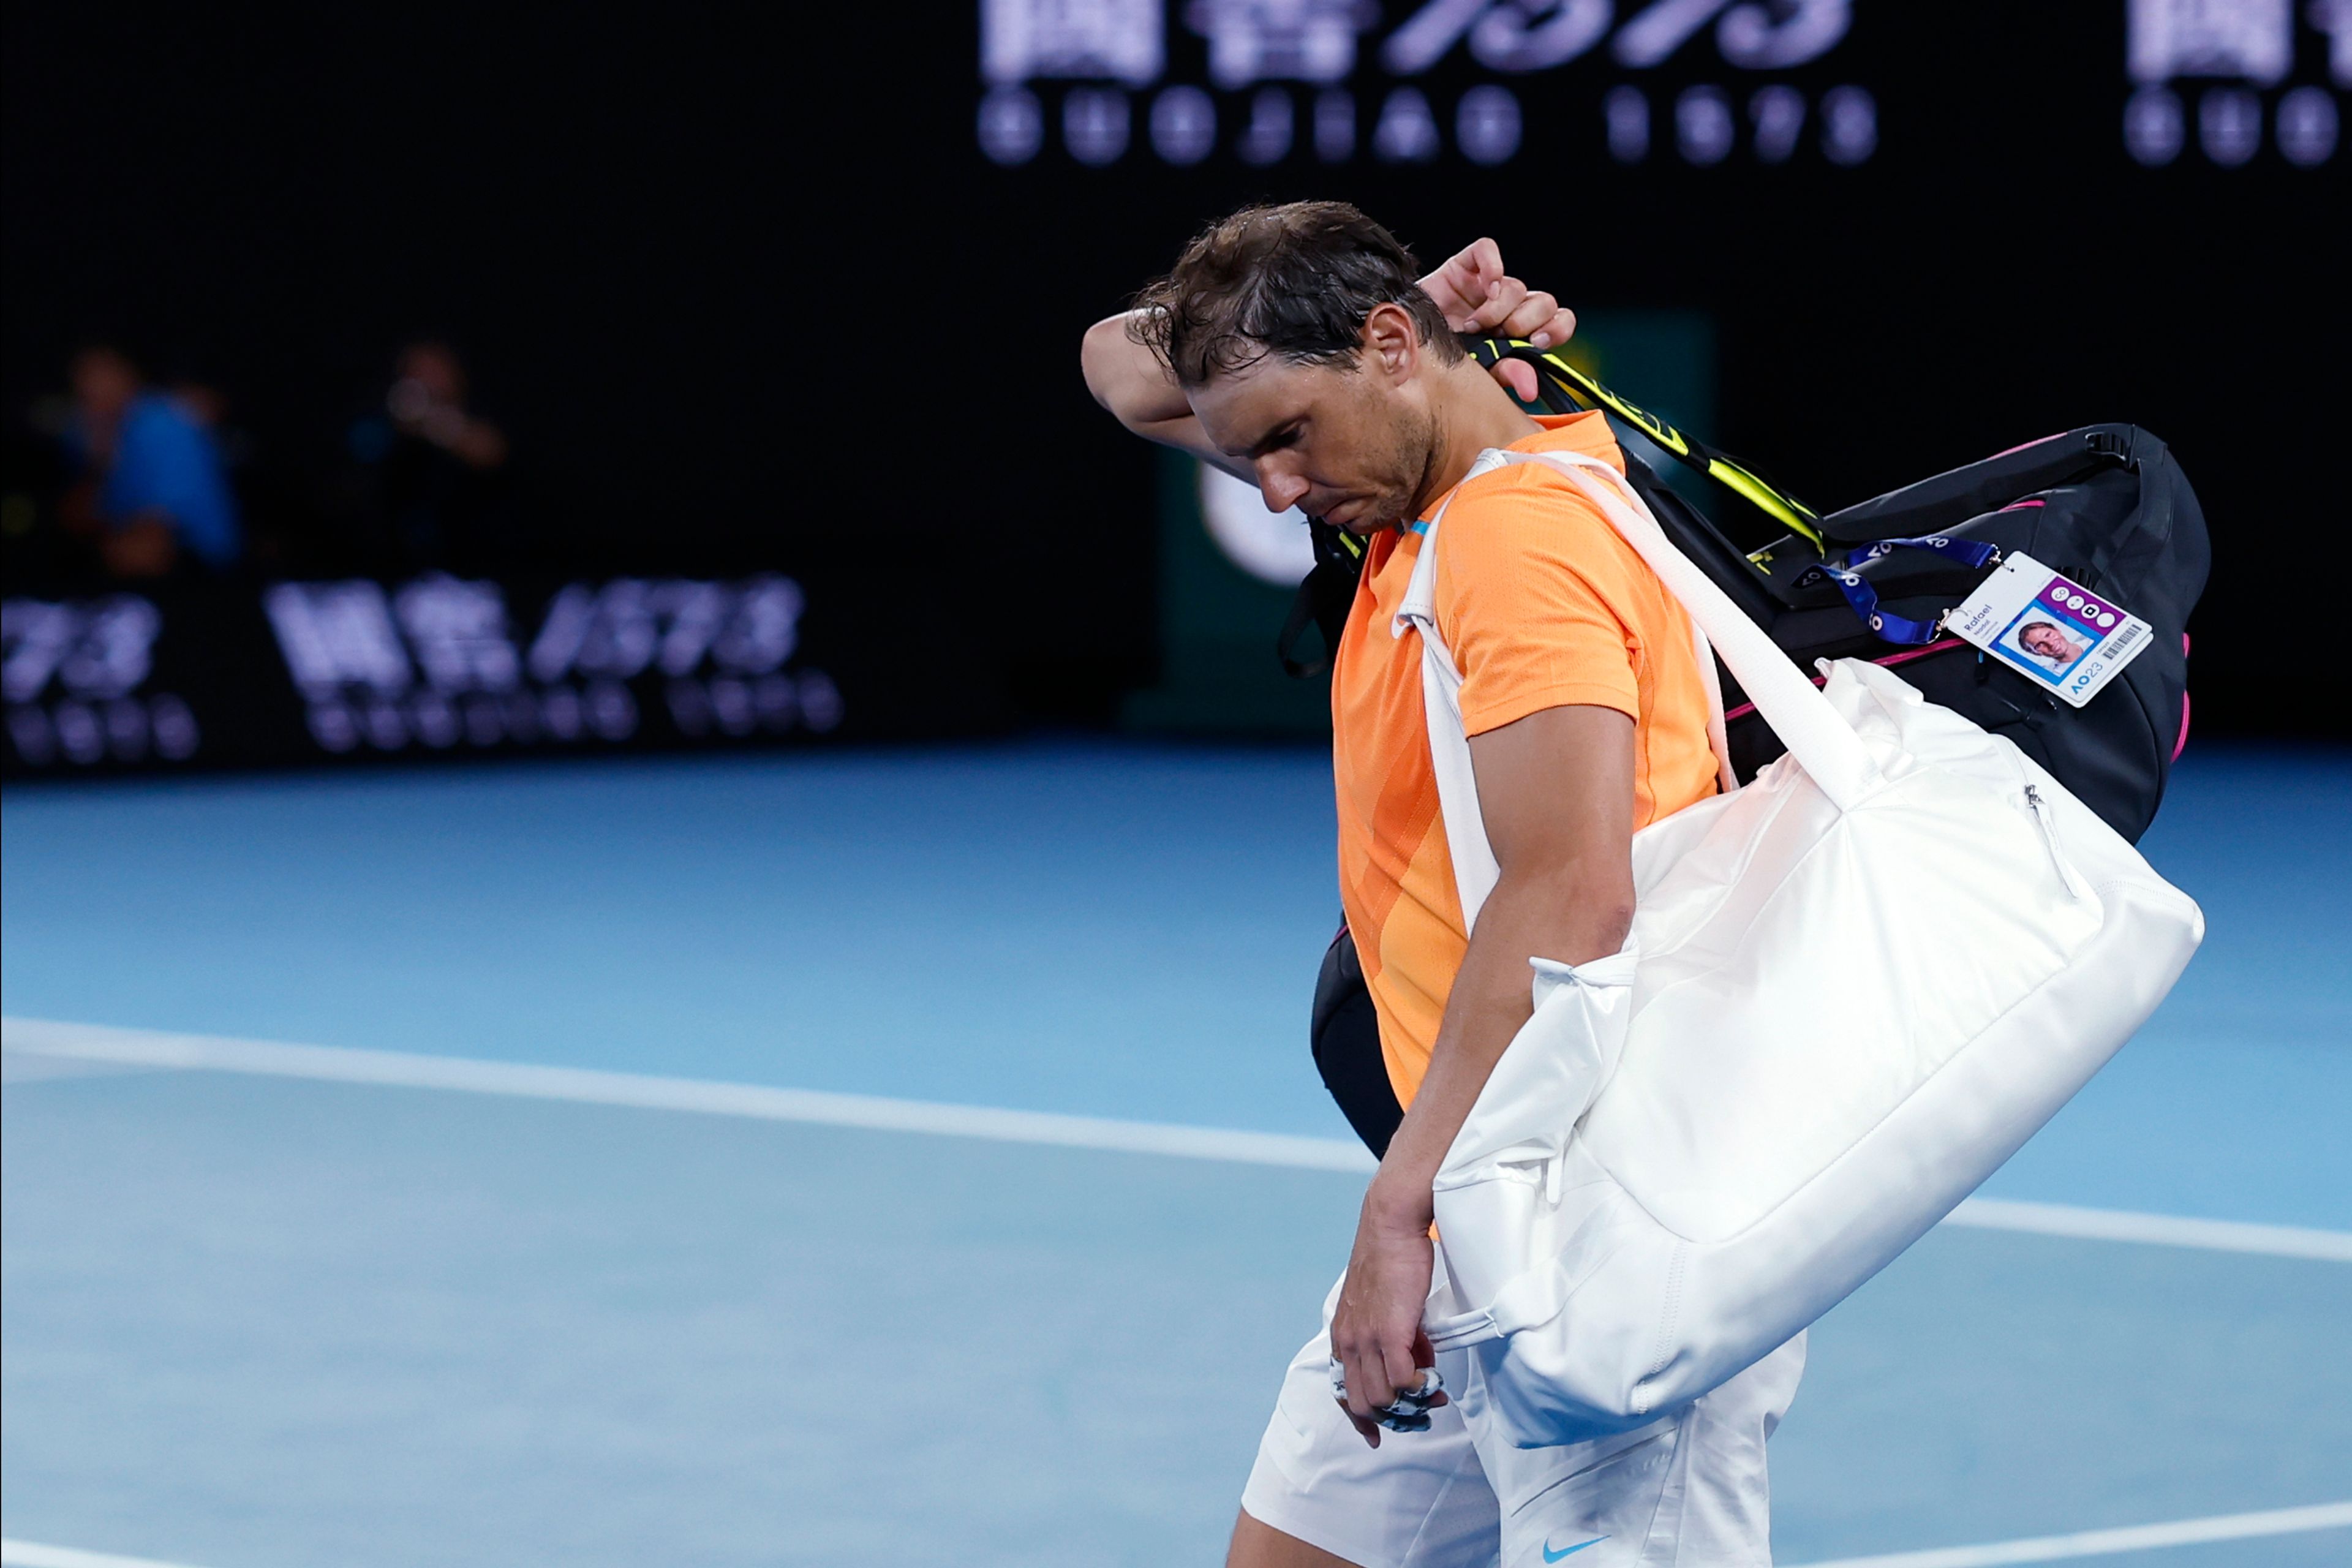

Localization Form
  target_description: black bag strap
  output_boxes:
[1817,426,2134,544]
[1276,584,1325,679]
[2083,432,2173,593]
[1276,518,1368,677]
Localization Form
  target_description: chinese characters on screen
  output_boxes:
[978,0,1875,170]
[974,0,2346,171]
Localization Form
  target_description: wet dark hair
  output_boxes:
[1127,201,1462,388]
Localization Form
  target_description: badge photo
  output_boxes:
[1999,604,2100,686]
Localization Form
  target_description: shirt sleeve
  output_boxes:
[1435,473,1645,739]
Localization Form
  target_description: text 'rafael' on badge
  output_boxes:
[1947,551,2154,709]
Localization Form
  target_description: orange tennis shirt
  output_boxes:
[1330,412,1722,1110]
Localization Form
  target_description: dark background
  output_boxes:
[6,2,2345,739]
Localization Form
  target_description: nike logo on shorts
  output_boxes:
[1542,1537,1608,1562]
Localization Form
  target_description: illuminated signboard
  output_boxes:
[2,595,198,767]
[979,0,1877,170]
[3,575,843,773]
[975,1,2346,170]
[262,574,840,756]
[2124,0,2344,165]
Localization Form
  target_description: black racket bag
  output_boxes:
[1636,422,2208,843]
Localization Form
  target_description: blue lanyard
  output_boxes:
[1804,535,2000,644]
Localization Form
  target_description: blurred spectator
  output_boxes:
[57,345,244,578]
[346,341,511,571]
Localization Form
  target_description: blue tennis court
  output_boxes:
[4,741,2348,1567]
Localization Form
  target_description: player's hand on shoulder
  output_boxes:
[1419,237,1575,403]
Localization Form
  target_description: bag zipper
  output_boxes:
[2021,783,2092,901]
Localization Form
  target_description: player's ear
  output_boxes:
[1361,303,1418,384]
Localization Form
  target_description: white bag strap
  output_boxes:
[1394,448,1882,930]
[1515,450,1880,809]
[1692,621,1738,797]
[1393,453,1507,929]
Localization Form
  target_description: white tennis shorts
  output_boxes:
[1240,1270,1805,1567]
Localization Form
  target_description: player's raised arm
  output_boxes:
[1081,309,1235,475]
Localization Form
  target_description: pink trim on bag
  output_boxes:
[1997,498,2046,511]
[1726,628,2200,763]
[2174,635,2192,761]
[1722,636,1967,723]
[1989,433,2066,459]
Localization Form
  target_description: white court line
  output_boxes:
[5,1505,2346,1568]
[7,1016,2351,1263]
[1937,1197,2352,1260]
[1,1541,211,1568]
[4,1503,2343,1568]
[0,1016,1373,1174]
[1788,1499,2352,1567]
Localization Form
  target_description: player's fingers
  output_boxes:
[1469,275,1529,331]
[1330,1355,1382,1446]
[1464,236,1504,289]
[1392,1335,1449,1420]
[1529,304,1577,350]
[1336,1335,1373,1420]
[1492,360,1539,402]
[1360,1344,1402,1418]
[1429,238,1503,327]
[1464,276,1509,330]
[1378,1332,1422,1408]
[1499,289,1561,342]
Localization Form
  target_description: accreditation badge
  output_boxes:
[1946,551,2154,709]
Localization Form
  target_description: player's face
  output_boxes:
[1188,351,1435,535]
[2021,624,2074,661]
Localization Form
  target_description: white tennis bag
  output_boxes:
[1406,449,2203,1447]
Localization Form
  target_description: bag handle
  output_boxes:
[1423,1191,1657,1352]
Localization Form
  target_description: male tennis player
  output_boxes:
[1082,203,1803,1567]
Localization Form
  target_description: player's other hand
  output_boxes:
[1329,1191,1447,1448]
[1419,236,1575,403]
